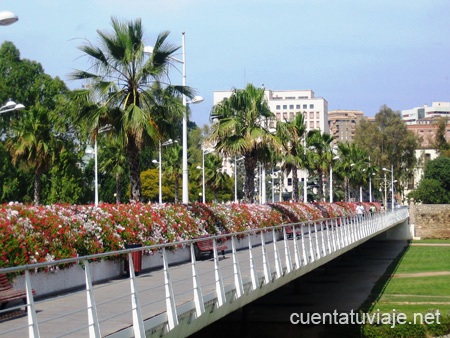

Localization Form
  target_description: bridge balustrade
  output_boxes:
[0,208,409,338]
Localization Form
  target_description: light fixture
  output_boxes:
[0,11,18,26]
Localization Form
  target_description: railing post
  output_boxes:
[320,222,326,256]
[190,243,205,317]
[25,270,40,338]
[231,236,244,299]
[84,261,101,338]
[273,229,282,279]
[213,239,226,307]
[162,248,178,331]
[307,223,315,263]
[248,234,258,291]
[314,222,321,259]
[325,220,332,254]
[282,227,293,274]
[331,219,337,251]
[300,224,307,265]
[291,226,301,270]
[128,253,146,337]
[261,232,271,284]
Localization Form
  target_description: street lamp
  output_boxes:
[382,165,394,210]
[0,100,25,114]
[145,33,203,204]
[196,148,213,203]
[0,11,18,26]
[152,139,176,204]
[329,156,339,203]
[87,126,111,206]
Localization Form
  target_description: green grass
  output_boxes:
[393,246,450,273]
[361,243,450,336]
[412,239,450,244]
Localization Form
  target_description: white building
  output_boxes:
[401,102,450,125]
[214,89,329,132]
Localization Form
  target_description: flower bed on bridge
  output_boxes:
[0,201,380,268]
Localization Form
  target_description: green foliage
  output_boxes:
[354,105,419,197]
[410,156,450,204]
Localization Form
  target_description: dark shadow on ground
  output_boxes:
[189,238,410,338]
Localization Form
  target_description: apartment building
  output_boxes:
[328,109,364,143]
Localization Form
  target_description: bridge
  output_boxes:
[0,208,410,338]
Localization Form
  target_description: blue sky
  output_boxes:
[2,0,450,126]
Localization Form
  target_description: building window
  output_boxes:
[289,104,294,109]
[309,121,314,128]
[309,112,314,119]
[287,178,292,186]
[316,111,320,119]
[303,104,307,109]
[276,105,280,110]
[276,112,281,120]
[296,104,300,109]
[283,105,287,109]
[310,104,314,109]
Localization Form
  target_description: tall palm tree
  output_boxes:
[305,130,334,201]
[209,83,276,203]
[70,17,193,202]
[276,114,306,202]
[7,106,54,204]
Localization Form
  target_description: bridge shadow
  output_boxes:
[189,238,410,338]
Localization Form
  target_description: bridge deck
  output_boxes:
[0,209,409,338]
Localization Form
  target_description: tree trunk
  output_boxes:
[127,138,141,202]
[292,166,299,202]
[243,155,257,203]
[115,174,121,203]
[33,171,41,205]
[345,176,350,202]
[174,175,180,203]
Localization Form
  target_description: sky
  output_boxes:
[2,0,450,127]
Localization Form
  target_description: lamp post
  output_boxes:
[196,148,213,203]
[382,165,394,210]
[329,155,339,203]
[0,100,25,114]
[152,139,176,204]
[145,33,203,204]
[87,126,111,206]
[0,11,18,26]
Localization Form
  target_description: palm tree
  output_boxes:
[70,17,193,202]
[305,130,334,201]
[276,114,307,202]
[209,84,276,203]
[7,106,54,204]
[335,142,369,201]
[164,143,182,203]
[203,153,228,202]
[98,135,128,203]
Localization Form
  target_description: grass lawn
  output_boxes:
[411,239,450,244]
[393,246,450,273]
[365,242,450,320]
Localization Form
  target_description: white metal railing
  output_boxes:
[0,207,409,338]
